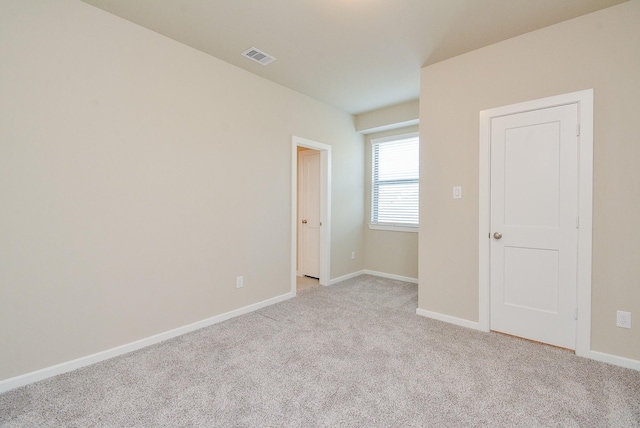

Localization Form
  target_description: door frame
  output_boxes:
[478,89,593,357]
[291,136,331,293]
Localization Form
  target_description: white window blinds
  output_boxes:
[371,134,419,227]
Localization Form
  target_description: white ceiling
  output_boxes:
[81,0,627,114]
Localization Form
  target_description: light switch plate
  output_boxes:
[453,186,462,199]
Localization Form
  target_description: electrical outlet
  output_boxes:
[616,311,631,329]
[351,251,356,260]
[236,276,244,289]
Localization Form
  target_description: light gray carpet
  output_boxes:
[1,275,639,427]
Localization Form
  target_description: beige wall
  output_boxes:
[355,99,419,134]
[0,0,363,381]
[419,1,640,360]
[364,126,419,279]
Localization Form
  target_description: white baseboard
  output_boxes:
[363,270,418,284]
[7,281,635,395]
[329,269,418,285]
[0,292,294,393]
[417,309,640,372]
[416,308,486,331]
[329,270,366,285]
[581,350,640,371]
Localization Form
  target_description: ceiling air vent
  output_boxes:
[242,47,276,65]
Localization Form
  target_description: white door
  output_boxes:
[298,150,320,278]
[490,104,579,349]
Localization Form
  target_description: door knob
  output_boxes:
[493,232,502,240]
[302,220,308,224]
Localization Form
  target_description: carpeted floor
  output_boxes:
[296,275,320,292]
[1,275,639,427]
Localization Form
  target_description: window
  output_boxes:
[371,133,419,230]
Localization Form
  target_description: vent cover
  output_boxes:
[241,47,276,65]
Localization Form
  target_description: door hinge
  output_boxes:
[576,216,580,229]
[576,123,581,137]
[320,222,322,226]
[574,307,578,320]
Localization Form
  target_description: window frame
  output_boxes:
[369,132,419,233]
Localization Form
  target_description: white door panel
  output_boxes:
[504,122,560,229]
[298,150,320,278]
[503,247,559,313]
[490,104,578,349]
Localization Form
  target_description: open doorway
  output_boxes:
[291,136,331,295]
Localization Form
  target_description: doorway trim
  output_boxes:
[478,89,593,357]
[291,136,331,294]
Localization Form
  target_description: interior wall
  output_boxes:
[0,0,363,382]
[355,99,419,134]
[419,0,640,360]
[364,126,419,279]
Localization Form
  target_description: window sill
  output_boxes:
[368,223,418,233]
